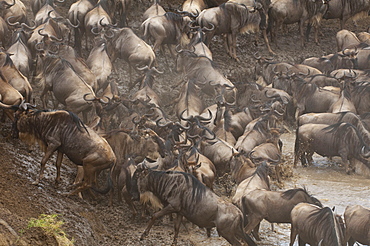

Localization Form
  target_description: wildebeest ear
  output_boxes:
[332,206,336,212]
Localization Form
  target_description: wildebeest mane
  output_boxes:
[282,187,309,200]
[219,2,249,29]
[343,0,367,14]
[147,170,207,203]
[324,122,366,148]
[306,206,342,245]
[248,161,270,188]
[294,77,318,100]
[165,12,184,24]
[351,81,370,96]
[32,109,89,134]
[305,0,327,21]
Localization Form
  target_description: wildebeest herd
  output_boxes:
[0,0,370,245]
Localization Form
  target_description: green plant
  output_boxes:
[27,214,74,246]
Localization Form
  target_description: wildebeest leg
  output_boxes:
[230,32,239,62]
[206,228,211,237]
[289,224,297,246]
[122,188,137,218]
[298,236,306,246]
[223,34,230,56]
[262,29,275,55]
[314,25,320,45]
[245,214,262,237]
[140,204,178,240]
[347,237,355,246]
[54,150,64,185]
[339,152,350,174]
[293,136,303,167]
[252,222,261,241]
[299,20,305,47]
[172,213,183,246]
[306,151,314,165]
[33,144,59,185]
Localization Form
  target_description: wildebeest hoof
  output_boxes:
[140,233,147,241]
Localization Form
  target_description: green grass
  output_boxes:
[27,214,74,246]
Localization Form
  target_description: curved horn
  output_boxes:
[136,65,149,71]
[361,145,370,158]
[6,16,19,26]
[47,10,55,19]
[156,118,173,128]
[83,93,95,101]
[21,21,37,30]
[253,51,261,60]
[180,109,192,121]
[175,121,190,130]
[65,18,79,28]
[132,115,142,125]
[151,67,164,74]
[49,33,63,42]
[99,17,108,27]
[99,96,110,104]
[104,29,114,39]
[175,44,183,53]
[202,23,214,32]
[35,41,44,51]
[38,28,48,38]
[4,0,15,8]
[197,109,212,121]
[91,26,100,35]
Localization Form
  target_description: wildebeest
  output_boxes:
[336,29,362,51]
[290,203,346,246]
[130,164,257,246]
[3,104,116,195]
[0,50,32,103]
[268,0,330,47]
[86,38,112,94]
[287,74,343,119]
[141,12,189,56]
[0,69,23,121]
[175,47,236,100]
[294,122,370,174]
[196,2,256,61]
[232,162,271,214]
[242,188,322,241]
[302,49,359,74]
[323,0,370,29]
[230,152,256,184]
[344,204,370,246]
[142,0,165,22]
[106,25,156,82]
[67,0,96,54]
[5,24,34,79]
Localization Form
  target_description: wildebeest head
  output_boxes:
[130,162,150,201]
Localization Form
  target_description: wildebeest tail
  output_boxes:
[141,20,150,42]
[294,125,300,157]
[238,211,257,246]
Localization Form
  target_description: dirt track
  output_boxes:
[1,1,370,245]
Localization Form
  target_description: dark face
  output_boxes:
[130,164,149,201]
